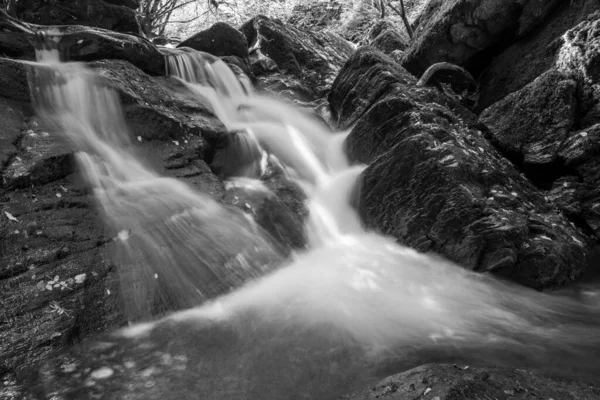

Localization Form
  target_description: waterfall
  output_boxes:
[24,37,600,400]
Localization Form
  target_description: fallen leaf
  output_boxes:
[4,211,18,222]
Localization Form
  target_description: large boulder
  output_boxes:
[241,15,355,99]
[178,22,248,59]
[479,70,578,172]
[15,0,140,34]
[478,1,600,110]
[401,0,564,77]
[329,47,591,289]
[371,29,408,55]
[480,13,600,238]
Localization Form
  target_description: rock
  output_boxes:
[330,47,591,289]
[341,364,600,400]
[88,59,223,143]
[0,9,38,60]
[401,0,564,77]
[178,22,248,60]
[241,15,354,99]
[0,13,165,75]
[221,55,255,83]
[479,70,578,174]
[417,62,479,108]
[478,1,600,110]
[557,11,600,85]
[0,177,124,381]
[250,52,278,76]
[15,0,140,34]
[367,19,396,42]
[479,14,600,238]
[223,181,306,252]
[371,29,408,54]
[557,11,600,129]
[553,124,600,236]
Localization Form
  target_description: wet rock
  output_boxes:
[554,124,600,236]
[342,364,600,400]
[330,47,590,289]
[2,124,74,189]
[223,182,306,252]
[88,59,224,144]
[14,0,140,34]
[478,1,600,110]
[0,9,38,60]
[479,70,578,172]
[401,0,563,77]
[240,15,354,98]
[178,22,248,60]
[250,52,278,76]
[0,177,124,380]
[0,12,165,75]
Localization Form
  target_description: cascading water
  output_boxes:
[25,37,600,399]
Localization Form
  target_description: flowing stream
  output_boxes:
[25,38,600,399]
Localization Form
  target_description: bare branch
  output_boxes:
[388,0,413,39]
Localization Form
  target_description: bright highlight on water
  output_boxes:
[26,35,600,399]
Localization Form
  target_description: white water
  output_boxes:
[28,42,600,398]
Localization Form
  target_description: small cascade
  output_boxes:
[164,48,363,245]
[28,34,283,321]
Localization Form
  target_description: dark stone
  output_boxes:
[240,15,354,98]
[329,47,591,289]
[250,53,278,76]
[223,183,306,252]
[0,10,37,60]
[371,30,408,54]
[178,22,248,60]
[554,124,600,237]
[367,20,396,42]
[15,0,140,34]
[221,55,255,83]
[478,1,600,110]
[401,0,563,77]
[479,70,578,171]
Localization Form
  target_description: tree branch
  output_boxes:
[388,0,413,39]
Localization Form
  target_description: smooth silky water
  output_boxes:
[25,39,600,399]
